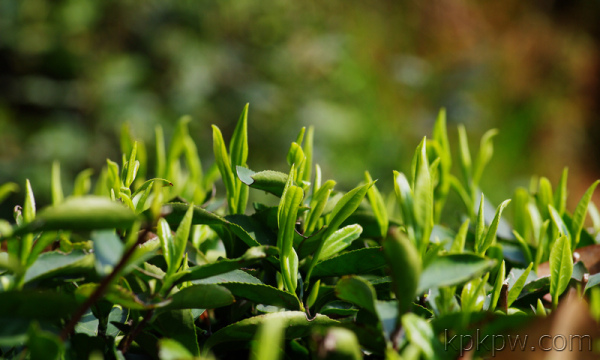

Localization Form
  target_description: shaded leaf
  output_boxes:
[312,247,386,279]
[177,246,277,283]
[204,312,337,350]
[418,254,496,294]
[165,284,234,310]
[24,250,94,284]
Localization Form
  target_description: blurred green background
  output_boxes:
[1,0,600,215]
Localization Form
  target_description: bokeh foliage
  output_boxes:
[1,0,600,213]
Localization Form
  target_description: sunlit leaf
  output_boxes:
[549,235,573,307]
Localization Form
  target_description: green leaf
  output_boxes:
[192,269,262,285]
[106,159,121,196]
[92,230,124,277]
[584,273,600,293]
[365,172,388,238]
[13,196,137,236]
[237,167,289,197]
[250,315,285,360]
[393,171,414,239]
[158,218,174,270]
[132,178,173,198]
[125,142,138,188]
[162,202,228,227]
[307,182,373,283]
[449,219,469,253]
[474,194,485,252]
[155,125,167,178]
[549,204,571,245]
[302,126,314,184]
[507,262,533,307]
[0,290,79,320]
[304,180,336,235]
[171,203,194,274]
[224,282,302,310]
[212,125,237,214]
[319,224,363,261]
[472,128,498,187]
[24,250,94,284]
[549,235,573,307]
[28,322,64,360]
[72,169,94,197]
[457,124,472,184]
[165,284,234,310]
[277,179,304,293]
[384,229,421,316]
[51,161,63,206]
[512,230,533,264]
[413,137,433,253]
[335,276,378,314]
[418,254,496,293]
[402,313,444,360]
[76,283,166,310]
[311,247,386,279]
[572,180,600,249]
[478,199,511,255]
[230,104,249,169]
[0,182,18,204]
[489,260,505,311]
[554,167,568,215]
[178,246,277,283]
[23,179,36,223]
[204,312,337,350]
[155,309,199,357]
[287,142,306,183]
[512,187,531,240]
[460,274,488,313]
[159,339,194,360]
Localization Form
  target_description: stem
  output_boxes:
[59,228,150,341]
[118,309,154,353]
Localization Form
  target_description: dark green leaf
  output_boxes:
[335,276,378,314]
[312,247,386,279]
[155,310,199,356]
[178,246,277,283]
[204,312,337,350]
[165,284,234,310]
[24,250,94,284]
[418,254,496,294]
[92,230,124,277]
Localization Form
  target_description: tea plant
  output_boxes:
[0,106,599,360]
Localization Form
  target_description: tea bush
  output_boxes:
[0,106,599,359]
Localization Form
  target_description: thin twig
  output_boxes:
[59,228,150,341]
